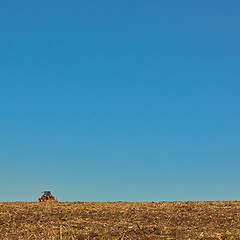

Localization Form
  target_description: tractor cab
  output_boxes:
[44,191,52,196]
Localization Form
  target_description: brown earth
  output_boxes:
[0,201,240,239]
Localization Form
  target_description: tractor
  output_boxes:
[38,191,58,202]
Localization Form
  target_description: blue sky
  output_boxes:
[0,0,239,201]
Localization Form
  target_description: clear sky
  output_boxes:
[0,0,239,201]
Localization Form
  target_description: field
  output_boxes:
[1,201,240,239]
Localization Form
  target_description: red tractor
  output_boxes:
[38,191,58,202]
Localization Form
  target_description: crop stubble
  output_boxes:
[0,201,240,239]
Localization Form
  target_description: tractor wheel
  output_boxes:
[40,196,47,201]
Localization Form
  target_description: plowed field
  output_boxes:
[0,201,240,239]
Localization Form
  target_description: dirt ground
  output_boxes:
[0,201,240,239]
